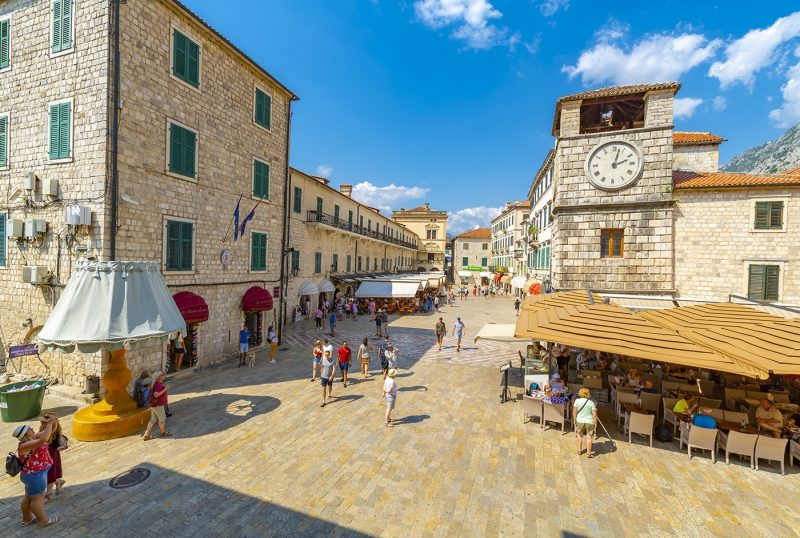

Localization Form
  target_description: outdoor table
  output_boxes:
[715,420,759,435]
[621,403,653,415]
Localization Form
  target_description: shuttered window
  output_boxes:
[253,159,269,199]
[293,187,302,213]
[316,197,323,215]
[168,122,196,178]
[600,229,624,258]
[346,255,351,272]
[754,201,784,230]
[51,0,73,53]
[250,232,267,271]
[166,220,193,271]
[0,114,8,167]
[462,257,468,267]
[748,265,780,301]
[48,102,70,159]
[0,213,6,267]
[172,29,200,87]
[314,252,322,274]
[334,204,340,223]
[0,18,10,69]
[332,254,338,272]
[254,88,271,129]
[348,210,353,230]
[290,250,300,272]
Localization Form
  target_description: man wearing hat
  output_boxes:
[548,373,566,395]
[12,416,59,527]
[384,368,398,427]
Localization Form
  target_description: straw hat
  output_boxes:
[388,368,397,378]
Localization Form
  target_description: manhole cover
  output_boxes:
[109,468,151,489]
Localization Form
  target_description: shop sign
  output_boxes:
[465,266,483,271]
[273,286,281,299]
[9,344,38,358]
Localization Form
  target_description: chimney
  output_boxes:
[505,201,511,208]
[340,184,352,197]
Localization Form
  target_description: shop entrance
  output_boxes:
[169,291,209,373]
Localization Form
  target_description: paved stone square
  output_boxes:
[2,296,800,537]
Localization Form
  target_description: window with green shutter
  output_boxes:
[754,201,784,230]
[316,197,323,215]
[166,220,193,271]
[293,187,302,213]
[254,88,271,129]
[332,254,338,272]
[481,257,487,267]
[334,204,340,223]
[314,252,322,274]
[0,114,8,167]
[348,210,353,230]
[0,213,6,267]
[290,250,300,272]
[346,255,351,272]
[48,102,70,159]
[462,257,468,267]
[0,18,10,69]
[253,159,269,199]
[168,122,196,178]
[51,0,72,53]
[250,232,267,271]
[748,264,780,301]
[172,29,200,87]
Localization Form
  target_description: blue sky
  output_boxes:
[185,1,800,233]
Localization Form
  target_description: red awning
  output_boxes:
[172,291,209,324]
[242,286,273,312]
[529,283,541,295]
[494,273,503,283]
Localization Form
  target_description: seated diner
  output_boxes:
[755,399,784,438]
[673,393,698,415]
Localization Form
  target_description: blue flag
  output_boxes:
[239,201,261,238]
[233,195,242,241]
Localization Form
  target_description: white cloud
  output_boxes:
[712,95,727,112]
[413,0,511,50]
[708,12,800,88]
[594,17,630,43]
[563,33,721,86]
[539,0,569,17]
[315,164,333,177]
[769,62,800,127]
[448,206,503,235]
[673,97,703,119]
[350,181,428,214]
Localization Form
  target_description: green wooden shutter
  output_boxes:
[0,115,7,167]
[255,89,271,129]
[0,19,9,69]
[187,39,200,87]
[58,102,70,158]
[754,202,769,229]
[314,252,321,273]
[0,214,6,266]
[52,0,62,52]
[49,105,59,158]
[183,127,196,177]
[253,160,269,198]
[180,222,193,270]
[169,123,182,174]
[173,30,186,79]
[167,220,180,270]
[769,202,783,229]
[748,265,766,300]
[293,187,302,213]
[251,233,266,271]
[61,0,72,50]
[765,265,780,301]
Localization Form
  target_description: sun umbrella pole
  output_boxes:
[95,349,137,415]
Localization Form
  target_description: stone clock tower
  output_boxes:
[550,83,679,293]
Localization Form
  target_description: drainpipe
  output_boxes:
[109,0,122,261]
[277,100,293,345]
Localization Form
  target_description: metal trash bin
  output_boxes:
[0,380,47,422]
[84,375,100,395]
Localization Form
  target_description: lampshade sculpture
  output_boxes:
[38,259,185,441]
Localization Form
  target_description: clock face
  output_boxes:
[584,141,643,191]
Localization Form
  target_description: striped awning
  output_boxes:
[640,302,783,332]
[521,290,602,311]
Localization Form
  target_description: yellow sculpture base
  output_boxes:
[72,405,151,441]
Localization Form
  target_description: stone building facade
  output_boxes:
[452,227,490,284]
[526,150,554,288]
[490,201,529,276]
[672,132,725,173]
[0,0,295,389]
[284,168,419,316]
[392,203,448,271]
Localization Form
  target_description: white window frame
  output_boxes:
[249,230,269,273]
[47,97,74,164]
[0,13,13,73]
[165,118,199,182]
[168,23,202,93]
[49,0,75,59]
[162,216,196,275]
[0,112,9,170]
[252,157,271,201]
[253,83,273,134]
[749,196,789,233]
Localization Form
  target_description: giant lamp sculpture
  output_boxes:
[38,260,185,441]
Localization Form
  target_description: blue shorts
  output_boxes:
[20,467,50,497]
[339,362,350,372]
[321,377,333,387]
[313,356,322,365]
[239,343,249,353]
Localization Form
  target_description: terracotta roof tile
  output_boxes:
[455,227,491,239]
[673,132,726,145]
[781,165,800,176]
[557,82,681,103]
[673,171,800,189]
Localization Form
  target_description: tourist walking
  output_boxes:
[170,333,186,371]
[132,369,152,407]
[434,295,440,312]
[351,301,358,320]
[572,387,599,458]
[311,339,323,381]
[375,309,383,337]
[452,317,465,352]
[305,298,312,320]
[358,337,371,378]
[435,317,447,351]
[514,298,521,316]
[142,372,171,440]
[42,414,67,501]
[338,340,352,387]
[268,326,278,363]
[381,309,389,337]
[379,336,391,378]
[384,368,398,427]
[315,308,324,331]
[238,323,250,367]
[329,309,337,337]
[320,343,336,407]
[384,344,398,377]
[12,416,59,527]
[369,299,376,320]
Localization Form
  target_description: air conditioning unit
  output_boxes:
[24,219,46,237]
[6,219,24,238]
[22,266,50,284]
[23,172,36,191]
[65,206,92,226]
[42,178,59,196]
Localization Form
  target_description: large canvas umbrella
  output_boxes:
[38,259,185,441]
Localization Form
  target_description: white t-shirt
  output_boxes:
[384,349,397,369]
[384,377,397,397]
[322,344,333,359]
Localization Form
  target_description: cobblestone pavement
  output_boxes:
[2,297,800,537]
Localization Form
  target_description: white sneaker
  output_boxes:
[270,360,276,363]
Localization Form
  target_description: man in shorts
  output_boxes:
[337,340,352,387]
[572,387,599,458]
[329,309,337,337]
[435,317,447,351]
[320,341,336,407]
[452,317,465,352]
[238,324,250,367]
[375,309,383,337]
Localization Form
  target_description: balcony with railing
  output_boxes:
[306,211,418,250]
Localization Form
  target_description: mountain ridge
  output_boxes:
[722,123,800,174]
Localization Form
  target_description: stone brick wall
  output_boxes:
[0,0,109,386]
[674,188,800,303]
[673,144,719,173]
[559,101,581,137]
[453,238,490,270]
[644,91,674,128]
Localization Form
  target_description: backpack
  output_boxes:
[147,387,159,408]
[654,424,673,443]
[5,452,25,477]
